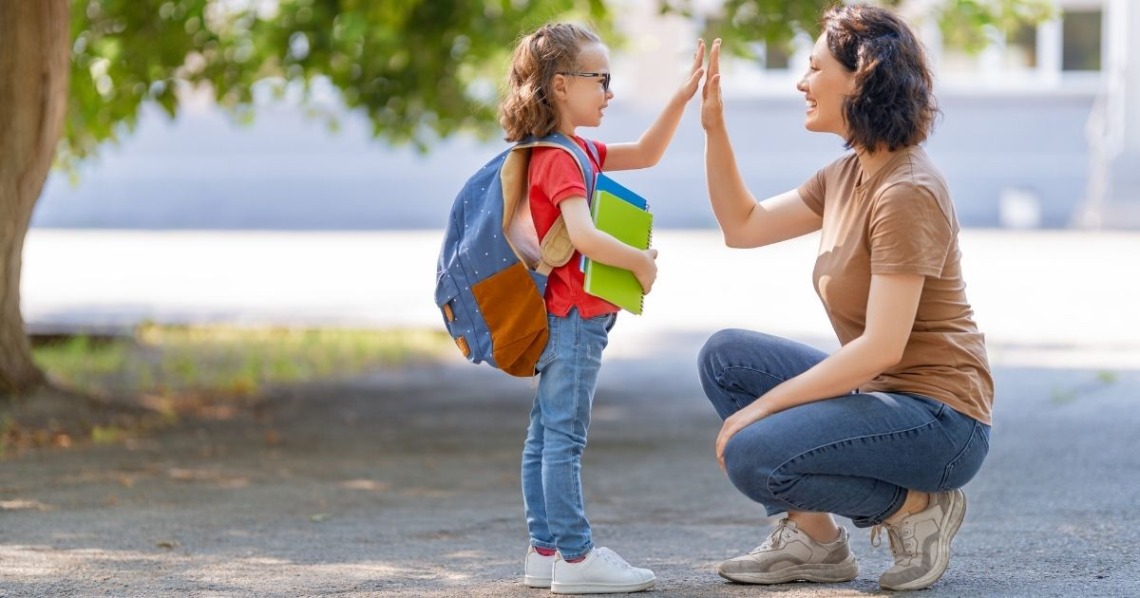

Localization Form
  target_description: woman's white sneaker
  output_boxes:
[523,546,555,588]
[550,547,656,594]
[873,488,967,591]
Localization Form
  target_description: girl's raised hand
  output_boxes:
[677,39,706,102]
[700,39,724,131]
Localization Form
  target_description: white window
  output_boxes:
[1061,9,1103,71]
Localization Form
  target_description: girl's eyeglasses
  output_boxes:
[559,71,611,93]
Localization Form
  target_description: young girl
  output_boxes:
[499,23,703,594]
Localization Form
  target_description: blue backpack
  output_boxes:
[435,133,599,376]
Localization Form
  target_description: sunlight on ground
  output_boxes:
[0,545,469,587]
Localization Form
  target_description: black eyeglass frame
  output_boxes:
[558,71,611,93]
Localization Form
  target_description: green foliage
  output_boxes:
[66,0,221,167]
[63,0,610,167]
[660,0,836,58]
[936,0,1055,54]
[659,0,1053,62]
[60,0,1053,166]
[33,325,454,401]
[243,0,609,149]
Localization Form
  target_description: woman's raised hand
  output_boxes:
[700,39,724,131]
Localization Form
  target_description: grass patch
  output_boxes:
[33,325,453,406]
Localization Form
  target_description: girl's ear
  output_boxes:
[551,73,568,101]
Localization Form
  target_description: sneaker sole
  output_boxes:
[881,488,967,591]
[718,554,859,585]
[550,578,655,594]
[523,575,552,588]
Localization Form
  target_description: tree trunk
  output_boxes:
[0,0,70,396]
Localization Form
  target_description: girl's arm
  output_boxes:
[559,196,658,293]
[714,272,925,467]
[604,41,705,172]
[701,39,821,248]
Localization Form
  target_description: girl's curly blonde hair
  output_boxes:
[499,23,601,142]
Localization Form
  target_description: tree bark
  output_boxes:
[0,0,70,396]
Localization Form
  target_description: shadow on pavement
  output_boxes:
[2,329,1138,596]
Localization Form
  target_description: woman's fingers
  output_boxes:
[715,418,735,471]
[708,38,721,80]
[702,39,721,102]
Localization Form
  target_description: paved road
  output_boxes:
[4,228,1138,596]
[2,338,1136,596]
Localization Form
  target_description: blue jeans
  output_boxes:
[522,309,617,559]
[698,329,990,528]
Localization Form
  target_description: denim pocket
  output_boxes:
[536,314,562,371]
[592,312,617,332]
[583,314,613,362]
[939,421,991,490]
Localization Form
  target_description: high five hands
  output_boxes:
[700,38,724,131]
[679,37,723,131]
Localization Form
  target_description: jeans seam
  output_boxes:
[567,315,588,555]
[938,419,984,490]
[764,417,939,515]
[717,365,787,411]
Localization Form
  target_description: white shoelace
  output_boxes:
[871,523,917,564]
[753,518,795,553]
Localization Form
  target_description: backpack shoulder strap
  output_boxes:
[581,137,601,166]
[520,133,598,275]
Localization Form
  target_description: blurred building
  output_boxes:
[614,0,1138,228]
[33,0,1137,230]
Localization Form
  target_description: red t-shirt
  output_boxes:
[528,136,617,318]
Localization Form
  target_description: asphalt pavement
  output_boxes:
[4,228,1138,596]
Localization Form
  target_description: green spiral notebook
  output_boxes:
[582,174,653,314]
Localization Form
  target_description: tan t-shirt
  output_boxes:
[798,146,993,424]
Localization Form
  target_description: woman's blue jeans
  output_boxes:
[698,329,990,527]
[522,309,617,559]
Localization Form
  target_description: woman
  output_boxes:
[696,4,993,592]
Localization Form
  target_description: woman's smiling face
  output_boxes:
[796,34,856,138]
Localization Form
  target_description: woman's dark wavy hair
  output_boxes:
[823,3,940,152]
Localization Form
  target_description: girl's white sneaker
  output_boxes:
[523,546,555,588]
[550,547,655,594]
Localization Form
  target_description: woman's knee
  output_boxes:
[699,330,738,379]
[723,433,781,504]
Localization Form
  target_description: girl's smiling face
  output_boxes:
[796,34,856,138]
[555,42,614,134]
